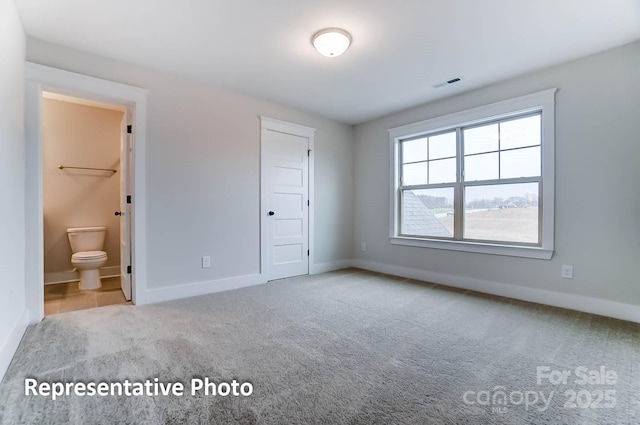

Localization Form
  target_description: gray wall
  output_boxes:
[0,0,26,377]
[27,38,354,290]
[42,98,123,276]
[353,41,640,306]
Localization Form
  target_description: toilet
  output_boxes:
[67,227,108,290]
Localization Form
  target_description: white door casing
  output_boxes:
[24,62,148,322]
[261,117,315,281]
[119,109,133,300]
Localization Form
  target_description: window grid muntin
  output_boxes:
[462,111,542,182]
[400,129,457,185]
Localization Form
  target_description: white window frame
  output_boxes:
[389,89,557,260]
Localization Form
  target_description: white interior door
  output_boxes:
[262,128,309,281]
[119,109,132,300]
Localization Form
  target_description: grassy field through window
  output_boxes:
[439,207,538,244]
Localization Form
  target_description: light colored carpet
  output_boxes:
[1,268,639,424]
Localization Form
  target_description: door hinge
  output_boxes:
[126,195,132,204]
[127,125,132,134]
[307,250,310,256]
[307,200,309,206]
[127,265,132,274]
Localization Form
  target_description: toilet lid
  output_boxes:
[72,251,107,261]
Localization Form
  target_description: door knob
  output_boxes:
[268,211,275,216]
[114,211,123,216]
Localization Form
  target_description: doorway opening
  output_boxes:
[41,93,132,315]
[24,62,148,323]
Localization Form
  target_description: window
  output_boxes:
[389,89,556,259]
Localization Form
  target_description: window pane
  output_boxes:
[464,152,498,181]
[464,123,498,155]
[401,188,454,237]
[500,115,540,150]
[429,158,456,184]
[428,131,456,160]
[402,138,427,163]
[402,162,427,186]
[464,183,539,244]
[500,146,540,179]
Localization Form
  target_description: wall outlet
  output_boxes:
[202,256,211,268]
[361,242,367,252]
[561,264,573,279]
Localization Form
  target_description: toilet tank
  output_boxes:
[67,227,107,253]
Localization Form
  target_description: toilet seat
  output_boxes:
[72,251,107,261]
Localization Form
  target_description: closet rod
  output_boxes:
[58,165,117,173]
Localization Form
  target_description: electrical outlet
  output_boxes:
[361,242,367,252]
[202,256,211,268]
[561,264,573,279]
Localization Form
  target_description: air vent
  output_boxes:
[432,77,463,89]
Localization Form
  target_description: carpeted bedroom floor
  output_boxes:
[1,268,639,424]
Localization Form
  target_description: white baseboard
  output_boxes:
[0,309,29,382]
[143,259,354,305]
[352,259,640,324]
[44,266,120,285]
[144,273,267,304]
[101,266,120,278]
[311,259,354,275]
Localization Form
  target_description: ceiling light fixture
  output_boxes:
[311,28,352,58]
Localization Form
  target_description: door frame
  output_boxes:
[260,116,315,281]
[25,62,149,323]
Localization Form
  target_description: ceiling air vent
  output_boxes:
[433,77,463,89]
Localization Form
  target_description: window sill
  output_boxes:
[389,236,553,260]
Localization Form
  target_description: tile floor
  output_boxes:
[44,277,130,315]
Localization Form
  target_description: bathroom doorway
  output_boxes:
[41,93,133,315]
[24,62,148,324]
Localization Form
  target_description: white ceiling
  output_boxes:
[16,0,640,124]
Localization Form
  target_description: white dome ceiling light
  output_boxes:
[311,28,352,58]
